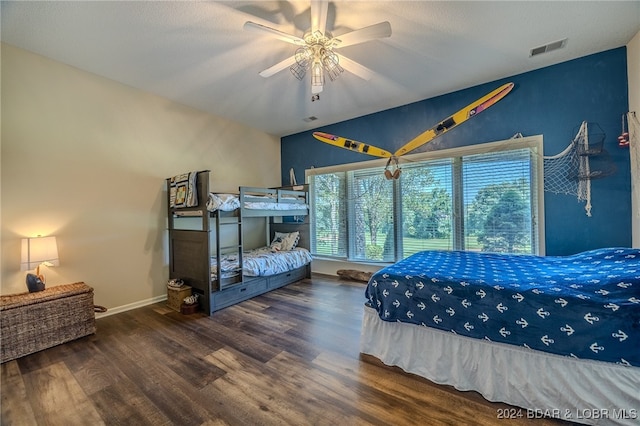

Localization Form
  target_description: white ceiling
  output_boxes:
[1,1,639,137]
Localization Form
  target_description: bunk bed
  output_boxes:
[360,248,640,425]
[167,171,312,314]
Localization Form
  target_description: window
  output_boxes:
[400,159,453,256]
[307,136,543,262]
[310,171,347,257]
[350,168,395,262]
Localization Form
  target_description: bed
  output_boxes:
[167,171,312,314]
[361,248,640,425]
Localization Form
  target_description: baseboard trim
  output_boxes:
[95,295,167,319]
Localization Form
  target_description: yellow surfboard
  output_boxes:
[394,82,514,156]
[312,132,393,158]
[312,82,514,163]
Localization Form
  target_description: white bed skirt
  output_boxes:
[360,305,640,425]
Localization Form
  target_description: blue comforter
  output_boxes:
[365,248,640,367]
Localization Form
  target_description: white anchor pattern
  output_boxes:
[365,248,640,366]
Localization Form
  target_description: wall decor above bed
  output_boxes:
[312,82,514,179]
[166,171,312,314]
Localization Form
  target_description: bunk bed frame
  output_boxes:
[167,171,311,314]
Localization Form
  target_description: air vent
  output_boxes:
[530,38,567,57]
[303,116,318,122]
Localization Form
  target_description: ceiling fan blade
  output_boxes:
[243,21,305,46]
[258,55,297,78]
[311,1,329,35]
[333,21,392,48]
[336,54,374,81]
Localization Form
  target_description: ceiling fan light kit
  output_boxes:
[311,62,324,93]
[321,51,343,82]
[289,30,344,93]
[290,54,309,80]
[244,1,391,99]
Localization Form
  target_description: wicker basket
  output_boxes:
[167,285,192,311]
[0,282,96,363]
[180,302,199,315]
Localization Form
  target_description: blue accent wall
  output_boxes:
[281,48,631,256]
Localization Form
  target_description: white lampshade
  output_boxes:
[21,236,59,271]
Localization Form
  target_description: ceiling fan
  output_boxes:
[243,1,391,96]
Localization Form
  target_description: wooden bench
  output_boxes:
[0,282,96,363]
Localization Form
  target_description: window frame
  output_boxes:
[306,135,545,262]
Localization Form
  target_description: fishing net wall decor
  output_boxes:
[542,121,613,217]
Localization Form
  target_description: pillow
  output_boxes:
[270,231,300,252]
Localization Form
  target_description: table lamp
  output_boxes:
[21,235,59,283]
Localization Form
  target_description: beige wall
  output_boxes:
[1,43,281,310]
[628,32,640,248]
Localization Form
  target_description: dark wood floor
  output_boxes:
[1,275,568,425]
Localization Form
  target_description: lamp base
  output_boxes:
[26,273,46,292]
[35,264,47,283]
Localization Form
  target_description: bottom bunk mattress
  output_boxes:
[365,248,640,367]
[211,247,313,279]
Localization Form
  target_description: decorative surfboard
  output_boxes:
[394,82,514,156]
[312,82,515,160]
[312,131,393,158]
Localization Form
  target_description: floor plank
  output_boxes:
[0,360,38,426]
[22,361,104,425]
[1,275,569,425]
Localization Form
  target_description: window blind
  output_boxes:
[309,172,347,258]
[348,167,395,262]
[461,148,538,253]
[307,136,542,262]
[400,159,454,257]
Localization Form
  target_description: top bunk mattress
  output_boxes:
[206,192,309,213]
[168,172,308,214]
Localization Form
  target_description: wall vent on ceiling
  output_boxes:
[530,38,567,57]
[303,116,318,122]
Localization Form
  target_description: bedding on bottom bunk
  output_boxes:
[365,247,640,367]
[211,247,312,278]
